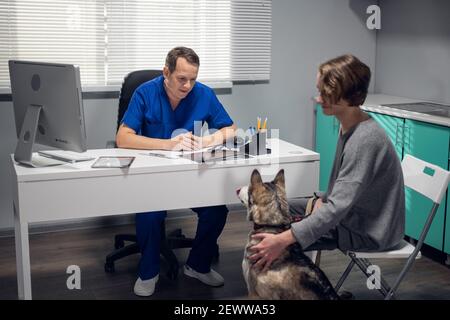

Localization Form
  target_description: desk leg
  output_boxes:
[14,203,31,300]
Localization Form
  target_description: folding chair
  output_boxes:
[334,154,450,300]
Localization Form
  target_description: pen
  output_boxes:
[262,117,267,129]
[139,152,179,160]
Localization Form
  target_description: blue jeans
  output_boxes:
[136,205,228,280]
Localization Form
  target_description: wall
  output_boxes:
[375,0,450,104]
[0,0,377,231]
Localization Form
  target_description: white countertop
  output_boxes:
[362,94,450,127]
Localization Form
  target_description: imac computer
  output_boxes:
[9,60,93,167]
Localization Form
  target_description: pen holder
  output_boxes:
[242,130,267,156]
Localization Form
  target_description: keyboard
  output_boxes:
[38,150,95,163]
[30,154,66,167]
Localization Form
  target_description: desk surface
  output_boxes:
[12,139,319,182]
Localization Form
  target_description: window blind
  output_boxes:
[106,0,231,85]
[232,0,272,81]
[0,0,271,89]
[0,0,105,86]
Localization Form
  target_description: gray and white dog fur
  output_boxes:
[237,169,339,300]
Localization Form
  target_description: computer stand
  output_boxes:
[14,105,64,168]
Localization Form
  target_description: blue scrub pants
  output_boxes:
[136,205,228,280]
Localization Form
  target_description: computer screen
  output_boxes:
[9,60,88,167]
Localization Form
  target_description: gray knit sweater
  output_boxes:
[292,117,405,251]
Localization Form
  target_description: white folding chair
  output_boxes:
[334,154,450,300]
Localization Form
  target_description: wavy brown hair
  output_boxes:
[318,54,371,107]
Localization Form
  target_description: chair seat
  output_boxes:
[349,240,421,259]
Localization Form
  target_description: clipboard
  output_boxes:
[91,156,135,168]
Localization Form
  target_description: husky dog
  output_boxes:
[236,169,339,300]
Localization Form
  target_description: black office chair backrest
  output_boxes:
[116,70,163,131]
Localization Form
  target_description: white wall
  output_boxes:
[0,0,377,231]
[375,0,450,104]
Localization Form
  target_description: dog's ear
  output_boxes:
[273,169,285,188]
[250,169,263,186]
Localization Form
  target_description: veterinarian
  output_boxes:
[116,46,236,296]
[249,54,405,271]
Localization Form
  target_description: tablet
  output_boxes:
[91,156,135,168]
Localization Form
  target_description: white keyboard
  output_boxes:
[38,150,95,163]
[30,154,66,167]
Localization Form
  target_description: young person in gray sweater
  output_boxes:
[249,54,405,271]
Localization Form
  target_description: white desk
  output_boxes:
[10,139,319,299]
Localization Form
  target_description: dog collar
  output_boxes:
[253,223,291,232]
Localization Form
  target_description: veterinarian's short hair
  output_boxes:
[318,54,371,107]
[165,47,200,73]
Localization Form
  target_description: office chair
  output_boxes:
[334,154,450,300]
[104,70,195,279]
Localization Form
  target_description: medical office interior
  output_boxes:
[0,0,450,300]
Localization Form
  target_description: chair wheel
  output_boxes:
[104,262,115,273]
[114,240,125,249]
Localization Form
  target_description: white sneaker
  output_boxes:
[133,275,159,297]
[184,265,224,287]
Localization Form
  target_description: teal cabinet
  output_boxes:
[369,113,449,251]
[403,119,449,251]
[367,112,404,159]
[315,104,339,191]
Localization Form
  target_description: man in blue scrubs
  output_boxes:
[116,47,237,297]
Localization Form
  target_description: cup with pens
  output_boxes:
[243,116,268,156]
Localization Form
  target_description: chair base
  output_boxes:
[104,225,219,279]
[105,228,194,279]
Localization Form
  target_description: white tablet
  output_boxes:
[91,156,135,168]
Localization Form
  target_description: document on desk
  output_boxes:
[140,144,236,162]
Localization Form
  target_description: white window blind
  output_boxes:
[232,0,272,81]
[106,0,231,85]
[0,0,105,87]
[0,0,271,89]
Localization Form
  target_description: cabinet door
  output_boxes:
[403,119,449,251]
[315,104,339,191]
[368,112,404,159]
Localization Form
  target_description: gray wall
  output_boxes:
[0,0,377,231]
[375,0,450,104]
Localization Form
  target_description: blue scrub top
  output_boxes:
[121,75,233,139]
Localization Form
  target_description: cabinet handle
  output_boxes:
[395,123,400,146]
[403,124,410,148]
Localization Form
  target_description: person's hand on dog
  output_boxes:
[249,230,296,272]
